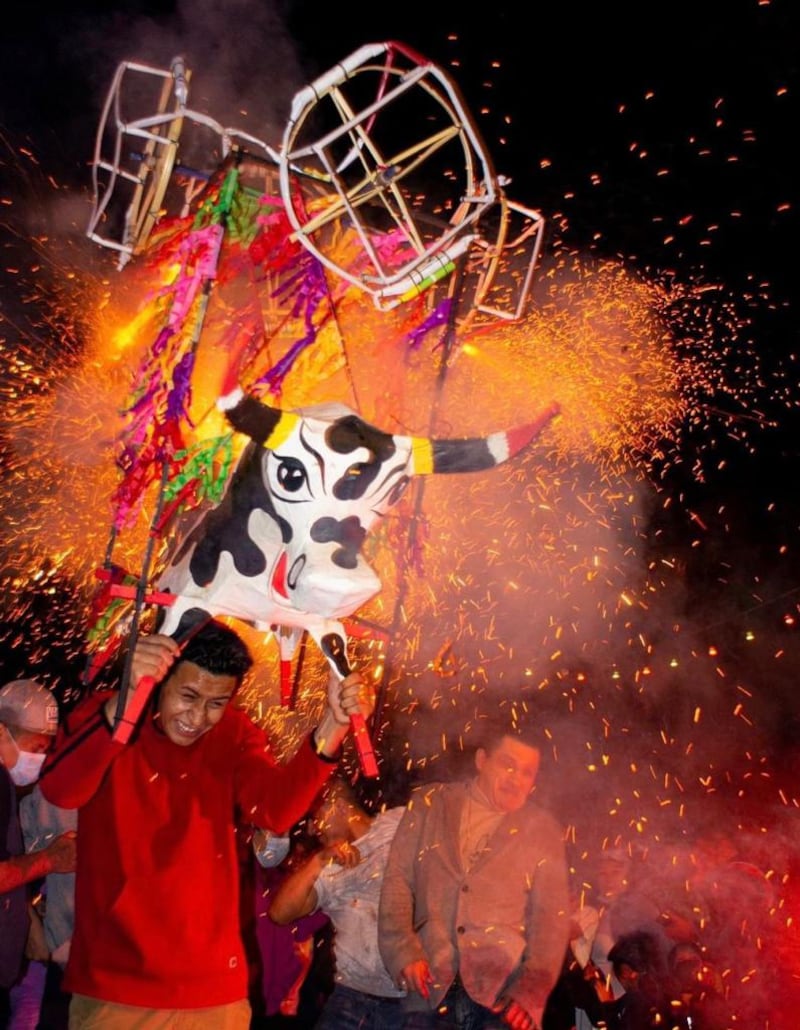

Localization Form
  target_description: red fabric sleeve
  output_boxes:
[39,692,124,809]
[232,712,335,834]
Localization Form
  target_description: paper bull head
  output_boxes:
[157,388,560,682]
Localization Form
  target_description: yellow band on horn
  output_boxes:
[264,412,300,450]
[411,437,434,475]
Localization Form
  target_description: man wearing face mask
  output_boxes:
[247,827,330,1026]
[0,679,77,1023]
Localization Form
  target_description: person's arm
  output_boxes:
[268,851,326,924]
[269,841,361,924]
[25,904,50,961]
[40,636,175,809]
[0,831,76,894]
[39,692,123,809]
[236,668,376,835]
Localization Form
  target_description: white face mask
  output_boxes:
[8,732,47,786]
[254,833,291,868]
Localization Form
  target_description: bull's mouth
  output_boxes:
[272,551,309,602]
[271,552,289,600]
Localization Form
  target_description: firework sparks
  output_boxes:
[2,10,799,1022]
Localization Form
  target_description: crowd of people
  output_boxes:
[0,619,785,1030]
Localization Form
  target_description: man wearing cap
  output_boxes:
[0,679,77,1022]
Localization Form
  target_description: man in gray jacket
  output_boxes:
[378,723,569,1029]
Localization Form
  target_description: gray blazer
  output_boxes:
[378,780,569,1019]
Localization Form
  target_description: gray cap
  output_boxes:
[0,679,59,736]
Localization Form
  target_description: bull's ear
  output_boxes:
[218,389,298,448]
[409,402,560,474]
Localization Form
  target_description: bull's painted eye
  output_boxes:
[277,457,307,492]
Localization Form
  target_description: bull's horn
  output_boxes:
[409,402,560,474]
[217,388,299,448]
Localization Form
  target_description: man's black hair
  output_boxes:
[608,930,665,976]
[478,716,541,756]
[175,617,253,681]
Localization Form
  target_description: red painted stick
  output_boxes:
[280,660,293,707]
[112,674,157,744]
[350,712,379,778]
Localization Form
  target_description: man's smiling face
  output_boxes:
[156,660,237,746]
[475,735,540,813]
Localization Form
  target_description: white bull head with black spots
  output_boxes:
[157,388,559,684]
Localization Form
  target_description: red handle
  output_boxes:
[319,632,378,778]
[112,674,157,743]
[350,712,379,778]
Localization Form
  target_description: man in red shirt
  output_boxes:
[41,619,374,1030]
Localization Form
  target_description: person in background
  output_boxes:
[9,784,77,1029]
[541,886,607,1030]
[270,774,407,1029]
[246,826,329,1028]
[565,846,672,1030]
[598,930,670,1030]
[378,720,570,1030]
[40,619,375,1030]
[666,940,731,1030]
[0,679,76,1026]
[658,825,774,1028]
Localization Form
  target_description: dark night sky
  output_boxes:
[2,2,798,263]
[2,0,797,320]
[3,3,797,573]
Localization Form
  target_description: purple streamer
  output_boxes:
[260,251,328,391]
[256,329,318,394]
[405,298,453,352]
[151,326,174,357]
[166,351,196,425]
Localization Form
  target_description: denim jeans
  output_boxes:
[314,983,406,1030]
[401,978,508,1030]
